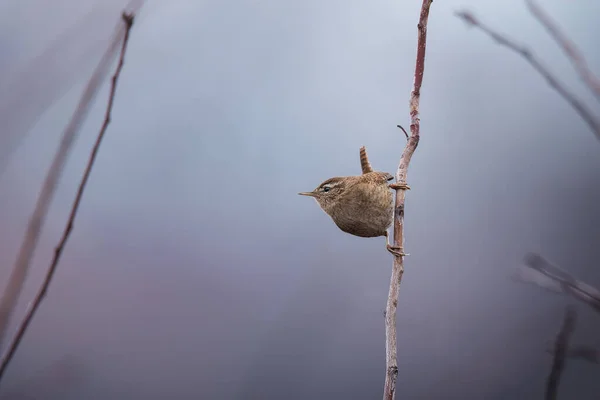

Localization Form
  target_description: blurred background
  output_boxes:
[0,0,599,398]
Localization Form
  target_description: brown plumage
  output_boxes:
[299,147,408,256]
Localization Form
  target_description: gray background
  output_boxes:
[0,0,599,398]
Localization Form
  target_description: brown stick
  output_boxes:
[0,12,136,384]
[546,306,577,400]
[455,10,600,141]
[524,0,600,102]
[383,1,433,399]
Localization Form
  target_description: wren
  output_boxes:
[299,147,409,257]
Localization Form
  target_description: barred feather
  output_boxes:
[359,146,373,174]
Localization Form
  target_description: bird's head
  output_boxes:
[298,176,351,214]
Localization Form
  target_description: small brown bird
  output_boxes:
[299,147,409,256]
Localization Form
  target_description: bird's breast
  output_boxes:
[329,184,394,238]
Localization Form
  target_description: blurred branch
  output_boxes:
[383,1,433,399]
[546,306,577,400]
[0,9,134,349]
[455,10,600,141]
[514,253,600,314]
[525,0,600,102]
[0,0,146,175]
[546,342,599,365]
[0,11,136,383]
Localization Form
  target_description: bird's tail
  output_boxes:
[359,146,373,174]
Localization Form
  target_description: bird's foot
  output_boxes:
[386,244,409,258]
[389,182,410,191]
[384,232,409,257]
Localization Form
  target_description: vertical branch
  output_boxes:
[383,1,433,399]
[0,12,136,384]
[546,306,577,400]
[0,11,133,347]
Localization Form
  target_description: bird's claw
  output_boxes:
[387,244,409,257]
[389,182,411,191]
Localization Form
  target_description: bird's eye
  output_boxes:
[322,185,331,192]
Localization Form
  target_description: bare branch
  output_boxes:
[519,253,600,314]
[511,263,565,294]
[525,0,600,102]
[0,12,136,383]
[566,345,600,364]
[546,306,577,400]
[455,10,600,141]
[383,1,433,399]
[546,342,599,365]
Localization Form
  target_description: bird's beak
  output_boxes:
[298,191,316,197]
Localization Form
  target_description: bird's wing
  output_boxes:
[374,172,394,182]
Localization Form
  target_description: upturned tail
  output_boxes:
[359,146,373,174]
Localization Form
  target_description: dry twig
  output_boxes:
[546,306,577,400]
[525,0,600,102]
[455,10,600,141]
[396,125,409,139]
[383,1,433,399]
[0,12,136,383]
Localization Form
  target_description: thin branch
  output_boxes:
[455,10,600,141]
[519,252,600,314]
[0,10,134,348]
[383,1,433,399]
[525,0,600,102]
[396,125,409,139]
[565,345,599,364]
[546,306,577,400]
[0,12,136,383]
[546,342,599,365]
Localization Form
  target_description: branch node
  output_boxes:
[122,12,135,27]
